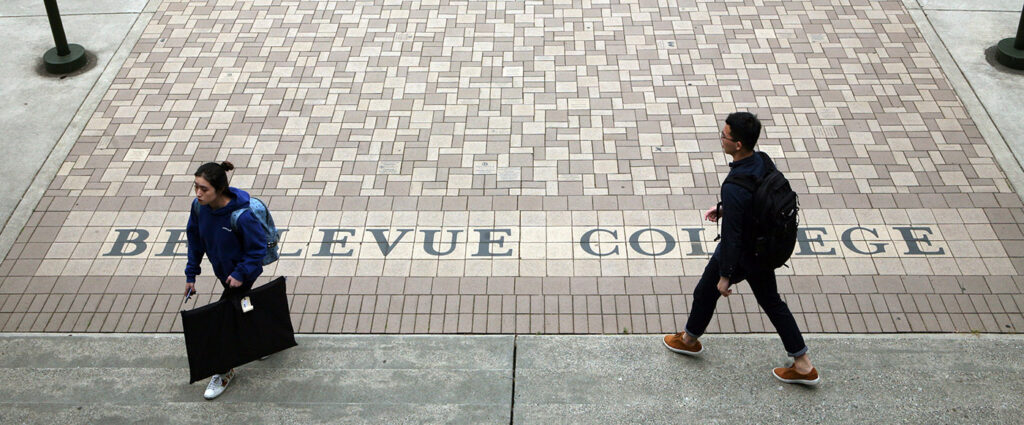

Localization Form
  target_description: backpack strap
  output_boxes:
[230,201,251,232]
[723,174,759,194]
[756,151,778,173]
[723,151,777,193]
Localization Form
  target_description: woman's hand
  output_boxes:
[227,276,243,288]
[185,281,196,297]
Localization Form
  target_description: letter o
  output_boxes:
[628,228,676,257]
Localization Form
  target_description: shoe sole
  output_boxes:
[662,338,702,356]
[204,388,225,400]
[772,371,820,386]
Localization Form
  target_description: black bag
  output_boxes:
[722,152,799,270]
[181,276,297,384]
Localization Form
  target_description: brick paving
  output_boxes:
[1,0,1023,334]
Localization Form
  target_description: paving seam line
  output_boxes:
[0,367,514,372]
[508,335,517,425]
[0,401,511,407]
[1,332,1022,340]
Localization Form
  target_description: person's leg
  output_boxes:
[746,269,808,359]
[682,257,725,340]
[747,269,819,384]
[205,279,252,399]
[665,258,732,355]
[215,280,235,375]
[216,283,254,369]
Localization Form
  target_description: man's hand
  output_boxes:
[185,281,196,297]
[704,205,721,222]
[227,275,243,288]
[717,276,732,297]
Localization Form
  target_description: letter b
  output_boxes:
[104,229,150,256]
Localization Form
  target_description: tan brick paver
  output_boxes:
[1,0,1022,333]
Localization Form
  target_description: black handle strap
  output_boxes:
[713,201,723,241]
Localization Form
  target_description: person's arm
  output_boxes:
[229,210,267,285]
[185,202,205,285]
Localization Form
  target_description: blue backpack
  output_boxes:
[192,198,281,265]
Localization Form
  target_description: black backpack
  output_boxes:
[722,152,799,270]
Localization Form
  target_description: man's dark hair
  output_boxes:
[725,112,761,151]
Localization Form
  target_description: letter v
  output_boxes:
[367,229,413,256]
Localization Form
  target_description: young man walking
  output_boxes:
[663,112,820,385]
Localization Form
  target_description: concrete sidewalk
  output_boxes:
[0,334,1022,424]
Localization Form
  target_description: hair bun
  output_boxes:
[219,161,234,172]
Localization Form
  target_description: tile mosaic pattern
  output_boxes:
[1,0,1023,334]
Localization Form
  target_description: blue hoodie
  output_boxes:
[185,187,267,286]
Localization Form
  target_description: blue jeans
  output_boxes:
[684,257,808,357]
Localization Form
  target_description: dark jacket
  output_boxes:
[713,153,768,278]
[185,187,266,286]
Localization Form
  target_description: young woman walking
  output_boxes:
[184,161,267,400]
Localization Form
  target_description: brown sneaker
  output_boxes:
[663,332,703,356]
[772,364,820,386]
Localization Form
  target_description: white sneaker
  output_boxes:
[203,370,234,400]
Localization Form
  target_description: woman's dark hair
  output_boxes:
[194,161,234,194]
[725,112,762,150]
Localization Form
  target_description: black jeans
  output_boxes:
[684,257,808,357]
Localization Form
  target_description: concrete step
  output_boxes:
[1,334,1023,423]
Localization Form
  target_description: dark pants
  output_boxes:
[684,257,808,357]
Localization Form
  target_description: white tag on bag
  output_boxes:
[240,296,254,313]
